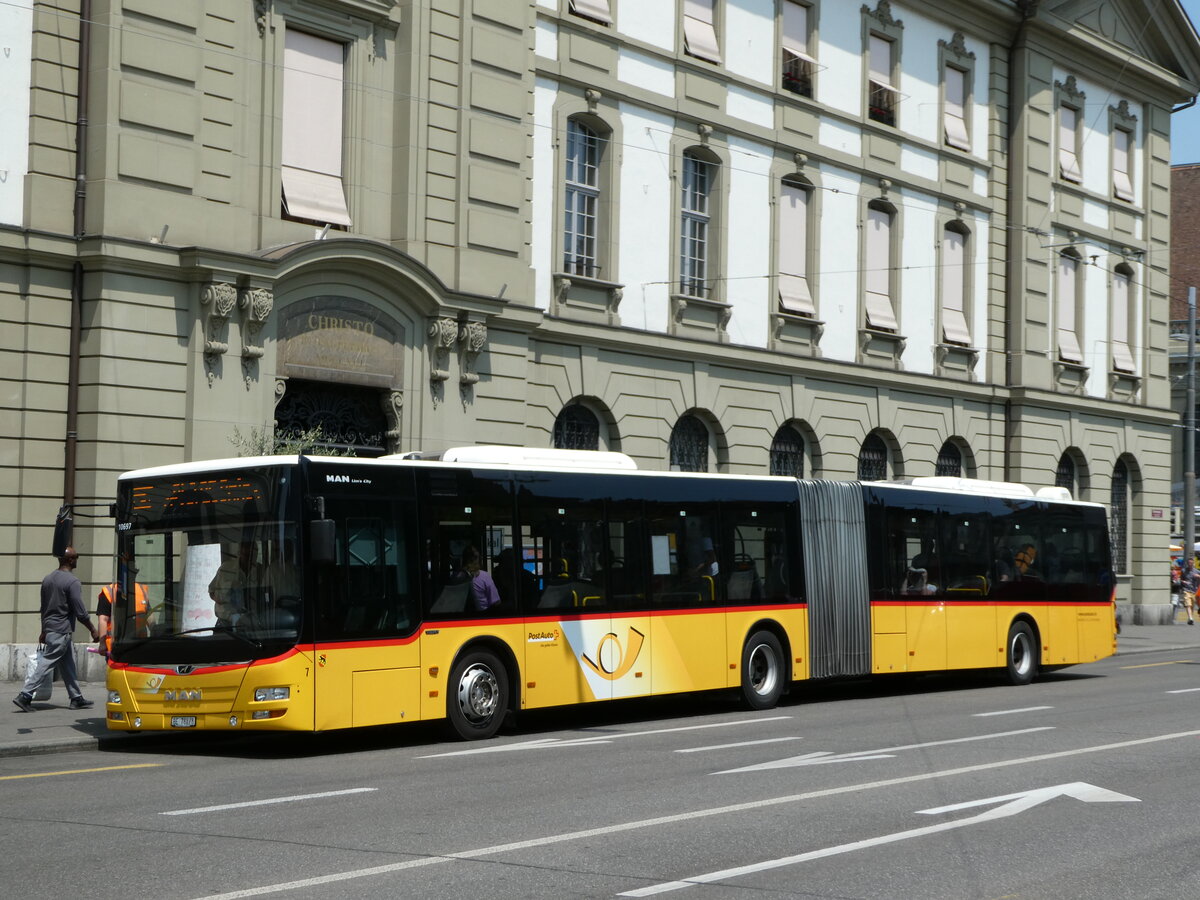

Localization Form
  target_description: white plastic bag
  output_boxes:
[27,646,53,702]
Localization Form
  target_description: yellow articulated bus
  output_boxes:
[105,447,1116,740]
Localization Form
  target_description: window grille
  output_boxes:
[858,433,888,481]
[553,405,600,451]
[935,441,962,477]
[1055,453,1077,494]
[770,427,804,478]
[670,415,709,472]
[1110,461,1129,575]
[680,153,713,298]
[564,120,601,277]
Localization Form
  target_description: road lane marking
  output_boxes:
[188,727,1200,900]
[1166,687,1200,694]
[973,706,1053,717]
[161,788,376,816]
[1120,660,1192,669]
[621,783,1139,896]
[417,716,793,758]
[715,727,1055,773]
[676,737,802,754]
[0,763,162,781]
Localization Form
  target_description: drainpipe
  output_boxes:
[64,0,91,507]
[1003,0,1039,483]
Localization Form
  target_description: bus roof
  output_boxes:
[115,451,1102,508]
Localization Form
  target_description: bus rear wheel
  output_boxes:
[447,650,508,740]
[740,631,785,710]
[1005,621,1038,686]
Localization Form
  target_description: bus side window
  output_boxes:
[723,505,791,604]
[885,506,939,596]
[643,503,720,607]
[518,497,607,611]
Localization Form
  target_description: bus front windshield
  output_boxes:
[111,466,302,665]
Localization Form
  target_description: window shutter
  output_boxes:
[1057,254,1083,363]
[1113,129,1134,202]
[941,228,971,345]
[943,66,970,151]
[865,208,898,330]
[684,0,721,63]
[782,2,810,58]
[282,30,351,226]
[1111,271,1135,372]
[569,0,612,25]
[869,35,894,89]
[1058,107,1082,183]
[778,183,814,315]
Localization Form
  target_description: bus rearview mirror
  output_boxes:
[310,519,336,564]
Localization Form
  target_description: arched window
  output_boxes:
[1055,452,1077,495]
[670,415,709,472]
[1110,460,1129,575]
[680,150,716,298]
[858,433,888,481]
[553,404,600,451]
[935,441,962,477]
[564,118,602,277]
[770,425,804,477]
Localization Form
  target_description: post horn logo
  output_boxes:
[582,627,645,681]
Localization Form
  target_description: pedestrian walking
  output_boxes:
[13,547,100,712]
[1182,557,1199,626]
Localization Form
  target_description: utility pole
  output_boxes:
[1186,287,1196,567]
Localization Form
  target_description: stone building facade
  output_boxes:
[3,0,1200,658]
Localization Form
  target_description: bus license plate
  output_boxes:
[170,716,197,728]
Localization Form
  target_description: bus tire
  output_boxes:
[447,650,508,740]
[1005,621,1038,686]
[740,631,785,710]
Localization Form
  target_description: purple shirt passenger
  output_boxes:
[462,545,501,611]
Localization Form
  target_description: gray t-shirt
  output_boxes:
[40,568,90,635]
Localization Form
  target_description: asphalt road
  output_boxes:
[3,651,1199,899]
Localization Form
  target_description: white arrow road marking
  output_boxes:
[618,782,1138,897]
[417,716,792,758]
[1166,687,1200,694]
[716,726,1055,773]
[193,729,1195,900]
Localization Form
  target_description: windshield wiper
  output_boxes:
[117,625,262,655]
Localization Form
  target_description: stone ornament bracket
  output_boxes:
[201,281,238,385]
[428,317,457,384]
[458,320,487,386]
[240,287,274,387]
[382,389,404,447]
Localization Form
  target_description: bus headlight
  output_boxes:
[254,686,290,702]
[108,690,122,704]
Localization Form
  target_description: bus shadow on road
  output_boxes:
[95,668,1099,760]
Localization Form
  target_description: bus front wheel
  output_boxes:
[1005,621,1038,686]
[740,631,785,710]
[447,650,508,740]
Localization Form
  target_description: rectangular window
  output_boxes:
[1058,106,1082,183]
[569,0,612,25]
[1056,253,1083,364]
[680,154,712,298]
[281,29,352,227]
[683,0,721,64]
[1111,270,1135,373]
[778,182,814,316]
[941,227,971,345]
[868,35,897,126]
[781,1,813,97]
[943,65,969,150]
[864,206,898,330]
[1113,128,1134,202]
[563,120,601,276]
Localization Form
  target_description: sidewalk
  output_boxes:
[3,624,1199,759]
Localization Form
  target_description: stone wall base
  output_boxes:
[0,643,107,684]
